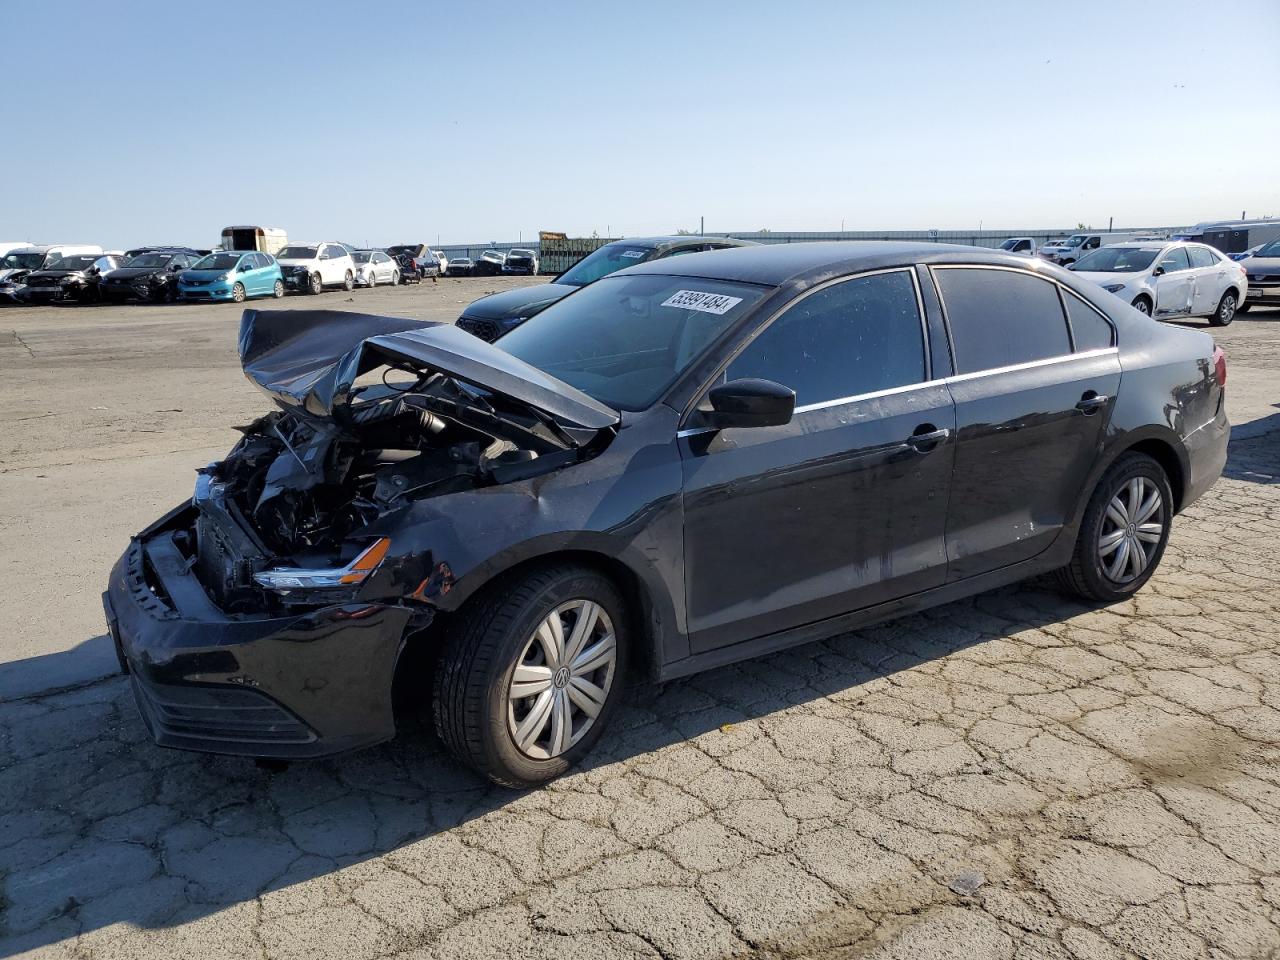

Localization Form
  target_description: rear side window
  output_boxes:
[935,267,1071,374]
[1063,291,1114,351]
[1188,246,1217,268]
[727,270,925,407]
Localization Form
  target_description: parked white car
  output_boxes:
[997,237,1036,256]
[501,248,540,274]
[352,249,400,287]
[1040,232,1155,266]
[432,250,449,276]
[276,242,356,294]
[1071,241,1248,326]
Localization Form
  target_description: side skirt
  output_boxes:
[657,550,1069,683]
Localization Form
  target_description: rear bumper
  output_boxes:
[1182,399,1230,510]
[103,515,415,759]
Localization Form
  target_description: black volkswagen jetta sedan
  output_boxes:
[105,242,1228,786]
[455,235,753,341]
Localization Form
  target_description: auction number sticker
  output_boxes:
[661,289,743,315]
[619,249,645,258]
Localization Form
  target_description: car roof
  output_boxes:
[618,240,1061,287]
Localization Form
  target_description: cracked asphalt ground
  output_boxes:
[3,299,1280,959]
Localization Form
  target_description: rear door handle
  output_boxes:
[1076,392,1109,415]
[906,426,951,451]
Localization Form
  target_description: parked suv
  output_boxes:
[502,248,540,275]
[457,236,754,341]
[277,242,356,294]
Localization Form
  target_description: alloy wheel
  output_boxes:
[1097,476,1164,583]
[507,600,617,760]
[1217,294,1236,324]
[1132,298,1151,316]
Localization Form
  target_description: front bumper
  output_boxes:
[283,272,312,291]
[103,511,415,758]
[179,283,233,300]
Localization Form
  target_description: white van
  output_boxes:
[1039,232,1155,266]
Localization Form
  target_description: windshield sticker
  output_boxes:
[619,249,645,258]
[661,289,744,315]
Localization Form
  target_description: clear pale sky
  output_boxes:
[7,0,1278,250]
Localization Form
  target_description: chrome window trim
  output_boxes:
[675,347,1119,439]
[679,266,930,426]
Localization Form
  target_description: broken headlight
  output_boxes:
[253,538,390,593]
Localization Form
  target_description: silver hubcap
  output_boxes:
[507,600,616,760]
[1098,477,1164,583]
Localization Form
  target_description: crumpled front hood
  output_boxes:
[25,269,84,282]
[460,282,574,320]
[105,267,164,282]
[238,309,620,434]
[0,268,31,284]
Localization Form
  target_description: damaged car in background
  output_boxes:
[100,248,206,303]
[106,242,1228,787]
[17,253,126,304]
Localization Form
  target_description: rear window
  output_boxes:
[935,267,1071,374]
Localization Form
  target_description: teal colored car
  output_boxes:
[178,251,284,303]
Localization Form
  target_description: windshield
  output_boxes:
[352,252,371,263]
[276,246,318,259]
[499,274,770,411]
[509,249,533,257]
[125,253,174,269]
[1253,239,1280,258]
[1,252,45,270]
[557,244,655,287]
[1065,234,1087,247]
[1073,247,1160,273]
[45,255,98,271]
[193,253,242,270]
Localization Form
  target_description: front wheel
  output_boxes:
[309,272,323,295]
[231,282,246,303]
[433,565,628,787]
[1209,291,1237,326]
[1056,452,1173,603]
[343,271,354,292]
[273,279,284,299]
[391,270,400,286]
[1131,296,1152,316]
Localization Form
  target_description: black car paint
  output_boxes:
[101,248,205,302]
[456,236,754,341]
[105,242,1228,759]
[18,258,119,304]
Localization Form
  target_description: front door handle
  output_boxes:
[906,425,951,452]
[1076,391,1109,415]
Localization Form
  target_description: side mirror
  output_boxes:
[704,378,795,430]
[1153,266,1165,277]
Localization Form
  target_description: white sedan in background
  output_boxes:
[1070,241,1247,326]
[352,250,400,287]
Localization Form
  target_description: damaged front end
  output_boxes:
[105,308,619,758]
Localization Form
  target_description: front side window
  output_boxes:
[935,267,1071,374]
[1063,291,1114,351]
[1188,246,1217,269]
[1157,247,1191,273]
[499,274,770,411]
[726,270,925,407]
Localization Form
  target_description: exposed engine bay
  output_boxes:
[174,309,621,612]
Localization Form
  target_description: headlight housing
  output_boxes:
[1101,283,1126,293]
[215,273,230,281]
[253,538,391,593]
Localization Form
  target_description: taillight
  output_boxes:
[1212,345,1227,387]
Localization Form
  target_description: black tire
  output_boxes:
[272,279,284,299]
[1236,303,1251,314]
[231,282,246,303]
[1056,452,1173,603]
[1208,290,1237,326]
[432,564,629,787]
[392,270,400,286]
[309,272,323,295]
[343,270,354,292]
[1131,295,1152,316]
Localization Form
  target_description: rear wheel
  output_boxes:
[1131,295,1152,316]
[392,270,400,286]
[1056,452,1173,602]
[343,270,354,292]
[309,272,323,295]
[231,282,246,303]
[1209,291,1237,326]
[433,565,627,787]
[273,279,284,299]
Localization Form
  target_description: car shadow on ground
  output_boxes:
[0,579,1099,956]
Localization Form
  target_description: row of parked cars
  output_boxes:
[0,240,544,306]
